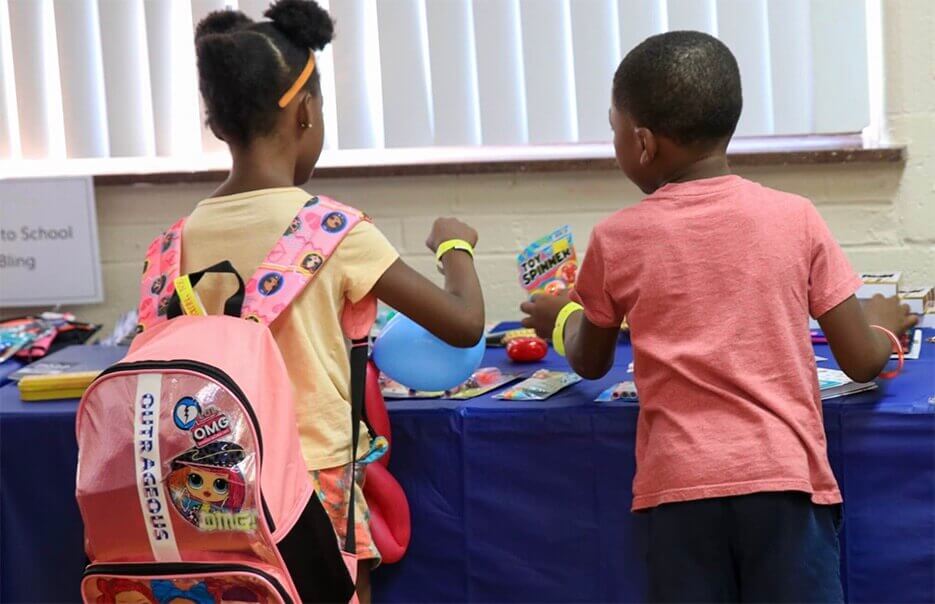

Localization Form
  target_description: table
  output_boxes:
[374,330,935,603]
[1,336,932,603]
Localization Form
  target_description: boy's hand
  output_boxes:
[426,218,478,253]
[520,293,572,339]
[862,294,918,337]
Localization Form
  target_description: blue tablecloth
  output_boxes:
[373,331,935,603]
[0,359,24,386]
[1,335,932,603]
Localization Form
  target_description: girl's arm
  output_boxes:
[372,218,486,348]
[818,294,917,383]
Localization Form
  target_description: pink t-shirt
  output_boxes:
[572,175,861,511]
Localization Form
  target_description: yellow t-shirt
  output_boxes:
[180,187,399,470]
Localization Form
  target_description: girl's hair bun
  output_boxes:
[195,9,253,40]
[264,0,334,51]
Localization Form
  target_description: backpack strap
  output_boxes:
[137,218,186,333]
[240,196,375,330]
[345,337,369,555]
[239,195,384,559]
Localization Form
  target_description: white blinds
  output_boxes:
[0,0,872,162]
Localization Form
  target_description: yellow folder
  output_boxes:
[17,371,102,402]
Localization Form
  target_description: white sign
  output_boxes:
[0,176,103,307]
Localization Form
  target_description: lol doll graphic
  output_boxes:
[151,275,167,295]
[301,253,323,273]
[283,216,302,236]
[151,580,213,604]
[167,441,246,528]
[258,273,283,296]
[95,578,156,604]
[157,296,171,317]
[161,231,176,252]
[153,578,269,604]
[322,211,347,233]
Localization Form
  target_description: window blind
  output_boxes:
[0,0,872,162]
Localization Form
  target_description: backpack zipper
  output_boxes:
[95,359,276,533]
[83,561,292,604]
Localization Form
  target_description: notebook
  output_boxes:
[817,367,878,401]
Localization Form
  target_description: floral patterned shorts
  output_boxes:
[310,464,381,564]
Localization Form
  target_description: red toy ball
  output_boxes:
[506,336,548,362]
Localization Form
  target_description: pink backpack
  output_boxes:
[76,196,382,603]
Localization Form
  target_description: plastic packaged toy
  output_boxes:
[595,381,639,403]
[379,373,443,399]
[444,367,524,400]
[518,226,577,296]
[494,369,582,401]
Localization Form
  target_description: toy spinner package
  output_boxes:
[518,226,578,296]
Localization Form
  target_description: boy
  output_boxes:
[521,31,916,602]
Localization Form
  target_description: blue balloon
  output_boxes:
[373,313,485,391]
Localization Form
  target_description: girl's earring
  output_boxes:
[299,121,312,129]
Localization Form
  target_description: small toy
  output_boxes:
[444,367,524,399]
[596,381,639,403]
[494,369,582,401]
[506,336,548,363]
[518,226,577,296]
[379,373,443,399]
[487,327,537,347]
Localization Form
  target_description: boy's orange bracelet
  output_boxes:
[871,325,904,379]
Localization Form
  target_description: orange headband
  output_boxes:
[277,51,316,108]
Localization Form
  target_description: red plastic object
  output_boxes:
[362,360,411,563]
[363,463,411,564]
[506,336,548,362]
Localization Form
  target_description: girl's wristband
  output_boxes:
[871,324,904,379]
[552,302,584,357]
[436,239,475,268]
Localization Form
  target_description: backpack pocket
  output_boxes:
[82,562,292,603]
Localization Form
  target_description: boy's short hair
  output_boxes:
[613,31,742,147]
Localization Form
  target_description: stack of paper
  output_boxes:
[817,367,877,401]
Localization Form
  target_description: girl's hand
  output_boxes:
[862,294,918,336]
[426,218,478,253]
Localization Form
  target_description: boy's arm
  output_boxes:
[818,294,917,383]
[521,293,619,379]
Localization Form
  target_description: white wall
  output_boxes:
[3,0,933,330]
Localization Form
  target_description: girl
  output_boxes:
[184,1,485,600]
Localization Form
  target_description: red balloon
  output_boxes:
[506,337,548,362]
[362,360,411,563]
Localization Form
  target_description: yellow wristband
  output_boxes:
[436,239,475,266]
[173,275,206,317]
[552,301,583,357]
